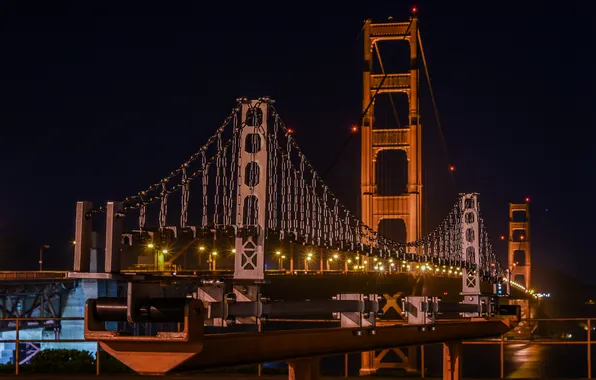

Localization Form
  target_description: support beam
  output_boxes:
[174,319,512,372]
[443,341,462,380]
[105,201,124,274]
[74,201,93,272]
[288,357,320,380]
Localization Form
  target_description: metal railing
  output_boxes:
[0,316,591,377]
[0,317,99,375]
[420,318,594,379]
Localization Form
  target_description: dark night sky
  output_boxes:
[0,2,593,284]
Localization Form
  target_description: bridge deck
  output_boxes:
[98,318,513,374]
[0,271,529,300]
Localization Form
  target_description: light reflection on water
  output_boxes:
[384,343,590,378]
[507,344,547,378]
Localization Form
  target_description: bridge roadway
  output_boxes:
[0,270,528,301]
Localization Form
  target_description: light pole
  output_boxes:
[39,245,50,271]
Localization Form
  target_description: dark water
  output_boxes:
[305,344,591,378]
[208,321,592,379]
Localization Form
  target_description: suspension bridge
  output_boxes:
[0,11,531,380]
[70,97,520,376]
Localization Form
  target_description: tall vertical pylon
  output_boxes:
[508,202,531,288]
[508,201,532,331]
[360,12,422,245]
[359,10,421,376]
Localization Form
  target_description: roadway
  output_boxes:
[0,270,529,301]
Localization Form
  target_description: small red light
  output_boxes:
[287,128,294,134]
[525,197,530,202]
[449,165,455,172]
[412,6,418,14]
[500,235,505,241]
[351,125,358,133]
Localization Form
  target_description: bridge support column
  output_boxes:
[359,291,417,376]
[442,341,462,380]
[359,347,417,376]
[234,99,270,281]
[287,357,320,380]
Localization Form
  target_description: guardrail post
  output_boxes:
[344,353,348,377]
[15,317,19,375]
[96,341,101,375]
[589,319,592,379]
[421,345,425,378]
[500,334,505,378]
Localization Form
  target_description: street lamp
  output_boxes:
[275,251,282,270]
[39,245,50,271]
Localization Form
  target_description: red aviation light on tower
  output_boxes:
[351,125,358,133]
[287,128,294,135]
[525,197,531,203]
[412,6,418,14]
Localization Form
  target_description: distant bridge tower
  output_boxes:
[359,12,420,376]
[508,201,533,333]
[360,13,422,245]
[508,202,531,288]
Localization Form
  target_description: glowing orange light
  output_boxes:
[412,6,418,13]
[287,128,294,134]
[500,235,505,241]
[351,125,358,133]
[449,165,455,172]
[520,235,525,240]
[525,197,530,202]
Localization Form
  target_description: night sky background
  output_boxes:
[0,2,593,286]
